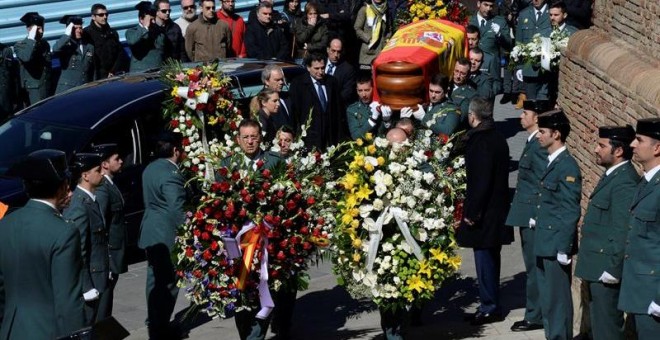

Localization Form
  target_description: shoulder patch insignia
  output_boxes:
[566,176,576,183]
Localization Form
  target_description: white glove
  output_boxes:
[369,102,381,121]
[556,253,571,265]
[27,25,38,40]
[400,106,413,118]
[528,218,536,229]
[648,301,660,317]
[491,23,501,35]
[516,69,523,82]
[381,105,392,122]
[65,23,74,37]
[412,104,426,121]
[83,288,100,301]
[598,271,620,284]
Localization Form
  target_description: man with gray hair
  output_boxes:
[174,0,197,36]
[249,64,294,131]
[457,97,513,325]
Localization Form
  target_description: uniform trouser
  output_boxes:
[536,256,573,340]
[503,64,523,94]
[270,287,297,338]
[522,75,549,100]
[586,281,624,340]
[519,227,542,324]
[95,280,113,323]
[234,309,270,340]
[474,246,502,315]
[633,313,660,340]
[379,306,409,340]
[145,244,180,340]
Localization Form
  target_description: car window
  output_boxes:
[89,119,139,167]
[0,118,87,175]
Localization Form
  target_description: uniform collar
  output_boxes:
[103,174,114,185]
[644,164,660,182]
[76,185,96,202]
[31,199,58,212]
[547,145,567,165]
[527,130,539,142]
[605,160,628,176]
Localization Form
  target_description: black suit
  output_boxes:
[327,59,357,105]
[271,92,295,132]
[289,73,348,150]
[456,120,513,316]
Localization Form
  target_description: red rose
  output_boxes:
[276,251,286,261]
[303,242,312,250]
[173,96,183,105]
[170,120,178,128]
[256,190,266,201]
[224,209,234,219]
[205,224,214,232]
[189,72,199,82]
[262,182,271,191]
[185,247,194,258]
[294,182,302,190]
[195,211,205,220]
[193,229,201,237]
[218,167,229,178]
[438,133,449,144]
[218,182,230,193]
[270,270,279,279]
[231,171,241,181]
[283,219,293,228]
[182,138,190,146]
[196,103,205,111]
[229,121,237,130]
[312,175,324,186]
[306,197,316,205]
[193,270,202,278]
[256,159,265,169]
[299,226,309,235]
[214,211,223,220]
[279,239,288,248]
[243,195,253,204]
[424,150,433,159]
[208,268,218,277]
[238,208,247,218]
[276,190,285,198]
[272,216,281,226]
[261,169,270,178]
[285,200,297,211]
[201,232,210,241]
[289,247,296,255]
[267,243,275,253]
[187,89,195,98]
[264,214,274,224]
[210,240,219,251]
[191,165,198,173]
[317,217,325,225]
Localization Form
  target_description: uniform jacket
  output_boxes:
[533,149,582,256]
[420,100,461,136]
[346,100,386,140]
[138,158,186,251]
[0,200,85,339]
[575,162,639,281]
[468,14,512,60]
[14,38,51,99]
[293,18,329,58]
[63,188,109,295]
[218,149,283,174]
[480,52,502,95]
[96,176,127,275]
[456,121,513,248]
[505,132,548,227]
[354,4,393,65]
[449,83,477,117]
[53,35,95,94]
[185,16,232,62]
[618,171,660,314]
[516,6,551,77]
[470,70,495,101]
[289,73,348,150]
[126,24,166,72]
[83,23,124,79]
[0,44,17,118]
[559,24,578,37]
[245,19,290,60]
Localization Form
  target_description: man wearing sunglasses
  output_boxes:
[84,3,126,79]
[126,1,166,72]
[185,0,232,62]
[154,0,187,62]
[174,0,197,36]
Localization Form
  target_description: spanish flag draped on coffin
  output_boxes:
[373,19,467,109]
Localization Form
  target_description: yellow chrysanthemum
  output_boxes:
[424,6,432,14]
[352,238,362,249]
[208,116,218,126]
[350,219,360,228]
[341,214,353,226]
[438,9,448,17]
[354,154,365,167]
[377,156,385,166]
[171,86,179,97]
[341,173,358,190]
[364,162,374,172]
[345,193,358,209]
[364,132,374,141]
[356,138,364,146]
[356,184,372,200]
[352,252,361,262]
[436,0,444,7]
[367,144,377,155]
[349,208,359,217]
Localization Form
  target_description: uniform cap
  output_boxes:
[89,144,120,161]
[522,100,551,113]
[59,15,83,25]
[157,130,183,146]
[7,149,70,182]
[635,118,660,140]
[537,109,570,130]
[71,153,104,173]
[598,125,635,144]
[20,12,45,27]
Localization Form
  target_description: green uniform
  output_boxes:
[96,175,126,318]
[470,71,495,101]
[63,187,110,324]
[450,84,477,127]
[13,38,52,105]
[574,161,638,340]
[516,6,551,99]
[0,43,17,119]
[480,52,501,95]
[533,148,582,340]
[618,169,660,339]
[138,158,186,339]
[468,14,511,93]
[419,100,461,135]
[346,101,386,140]
[505,132,547,326]
[53,35,95,94]
[125,25,165,72]
[0,200,85,339]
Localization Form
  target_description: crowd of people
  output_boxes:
[1,0,659,340]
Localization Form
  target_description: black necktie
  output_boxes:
[327,63,335,76]
[480,19,486,28]
[316,81,327,113]
[536,10,542,21]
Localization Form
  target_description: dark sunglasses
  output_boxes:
[94,12,108,17]
[183,5,196,10]
[204,6,215,10]
[160,9,171,13]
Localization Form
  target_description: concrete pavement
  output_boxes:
[114,95,546,339]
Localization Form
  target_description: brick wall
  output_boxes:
[558,0,660,335]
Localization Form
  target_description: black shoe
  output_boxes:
[510,320,543,332]
[469,311,504,325]
[499,93,513,105]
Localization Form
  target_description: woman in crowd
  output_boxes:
[354,0,392,69]
[292,2,328,63]
[256,88,281,143]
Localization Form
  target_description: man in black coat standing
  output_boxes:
[457,97,513,325]
[325,37,356,106]
[84,3,126,79]
[244,2,290,60]
[289,52,348,150]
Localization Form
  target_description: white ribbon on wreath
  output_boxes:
[540,36,552,71]
[175,87,215,182]
[366,206,425,274]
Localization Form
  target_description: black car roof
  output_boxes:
[14,59,303,130]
